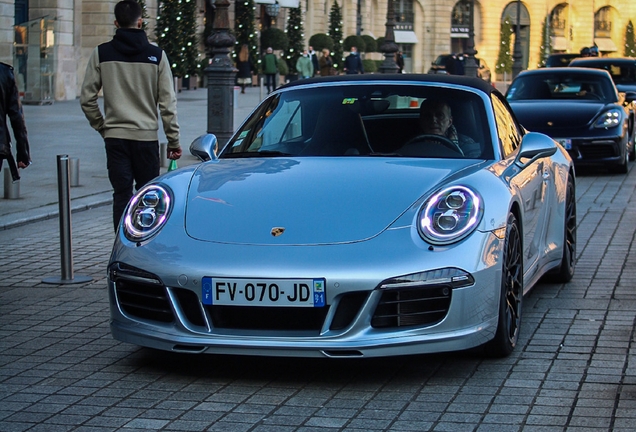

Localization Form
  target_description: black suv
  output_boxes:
[427,54,492,83]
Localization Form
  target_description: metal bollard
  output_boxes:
[69,157,80,187]
[3,168,20,199]
[42,155,92,285]
[160,142,168,168]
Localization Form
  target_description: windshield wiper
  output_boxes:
[222,150,293,158]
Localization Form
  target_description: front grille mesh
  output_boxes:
[575,143,617,159]
[115,280,174,323]
[371,285,452,328]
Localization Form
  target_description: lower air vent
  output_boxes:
[206,306,329,332]
[115,281,174,323]
[330,292,368,331]
[371,285,451,328]
[173,288,206,327]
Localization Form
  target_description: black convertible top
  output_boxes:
[279,73,497,96]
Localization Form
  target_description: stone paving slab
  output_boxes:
[0,166,635,431]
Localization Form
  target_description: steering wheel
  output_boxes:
[406,134,464,156]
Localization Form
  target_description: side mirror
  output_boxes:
[190,134,218,162]
[515,132,558,168]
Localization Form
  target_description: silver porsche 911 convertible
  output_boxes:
[108,74,576,358]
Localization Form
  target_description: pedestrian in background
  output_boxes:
[262,47,278,93]
[0,62,30,181]
[344,46,364,75]
[80,0,181,231]
[308,46,320,76]
[235,44,252,94]
[296,49,314,79]
[319,48,334,76]
[396,51,405,73]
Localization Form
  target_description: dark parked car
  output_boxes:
[543,53,580,68]
[568,57,636,93]
[507,67,636,173]
[428,54,492,83]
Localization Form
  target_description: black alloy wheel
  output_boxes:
[545,175,576,283]
[484,212,523,357]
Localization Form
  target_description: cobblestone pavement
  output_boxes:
[1,165,635,432]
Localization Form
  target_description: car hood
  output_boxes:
[185,157,482,245]
[510,101,608,131]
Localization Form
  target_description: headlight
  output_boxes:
[594,108,621,128]
[418,185,483,245]
[123,184,172,241]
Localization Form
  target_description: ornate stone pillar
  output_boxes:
[205,0,237,146]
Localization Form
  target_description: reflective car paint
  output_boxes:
[108,74,575,358]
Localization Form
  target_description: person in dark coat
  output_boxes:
[0,62,31,181]
[308,46,320,76]
[235,44,252,93]
[344,46,364,74]
[396,51,405,73]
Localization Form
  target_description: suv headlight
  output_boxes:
[418,185,483,245]
[594,108,621,128]
[123,184,172,241]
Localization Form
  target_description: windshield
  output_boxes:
[221,84,493,160]
[506,72,618,102]
[573,61,636,85]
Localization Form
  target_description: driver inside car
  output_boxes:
[399,99,481,158]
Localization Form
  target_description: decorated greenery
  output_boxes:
[234,0,258,73]
[137,0,149,31]
[361,35,377,53]
[537,16,550,68]
[362,59,377,73]
[155,0,200,78]
[375,37,385,53]
[261,27,289,51]
[309,33,334,52]
[328,1,344,70]
[343,35,365,52]
[625,20,636,57]
[495,15,514,75]
[285,6,305,74]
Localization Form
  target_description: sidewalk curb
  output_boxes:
[0,193,112,231]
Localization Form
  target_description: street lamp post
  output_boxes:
[265,2,280,27]
[463,0,478,78]
[205,0,237,147]
[379,0,399,73]
[511,0,523,78]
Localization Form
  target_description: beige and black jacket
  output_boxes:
[80,28,180,149]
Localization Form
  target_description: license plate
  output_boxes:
[201,277,326,307]
[557,138,572,150]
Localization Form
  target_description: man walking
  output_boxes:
[0,62,30,181]
[344,46,364,75]
[263,47,278,93]
[80,0,181,231]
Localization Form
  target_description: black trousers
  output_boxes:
[265,73,276,92]
[105,138,160,231]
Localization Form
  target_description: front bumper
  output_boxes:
[108,227,504,358]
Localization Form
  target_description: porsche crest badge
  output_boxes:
[271,227,285,237]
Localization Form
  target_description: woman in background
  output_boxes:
[236,44,252,93]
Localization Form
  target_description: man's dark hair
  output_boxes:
[115,1,142,28]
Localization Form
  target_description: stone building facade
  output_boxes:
[1,0,634,101]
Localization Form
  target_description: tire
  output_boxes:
[611,145,629,174]
[483,212,523,357]
[544,176,576,283]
